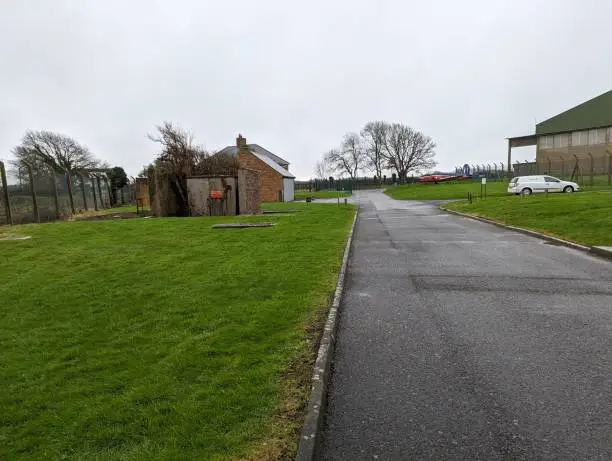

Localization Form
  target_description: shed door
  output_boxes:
[283,178,294,202]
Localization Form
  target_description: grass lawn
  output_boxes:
[385,177,612,201]
[443,191,612,246]
[385,180,508,200]
[294,190,350,200]
[0,202,355,461]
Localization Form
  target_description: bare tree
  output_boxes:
[324,149,344,177]
[148,121,205,208]
[147,121,237,213]
[10,146,49,174]
[314,156,331,179]
[361,121,387,181]
[326,133,366,179]
[14,130,100,172]
[381,123,436,182]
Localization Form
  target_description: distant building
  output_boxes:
[507,90,612,180]
[216,136,295,202]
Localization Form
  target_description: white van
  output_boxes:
[508,175,579,195]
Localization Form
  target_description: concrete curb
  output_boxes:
[589,246,612,260]
[294,209,358,461]
[441,207,596,253]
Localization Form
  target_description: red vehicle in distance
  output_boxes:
[419,172,471,183]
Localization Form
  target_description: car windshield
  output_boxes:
[510,177,518,183]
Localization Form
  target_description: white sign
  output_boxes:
[481,177,487,185]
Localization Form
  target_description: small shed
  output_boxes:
[186,169,261,216]
[283,177,294,201]
[135,177,150,207]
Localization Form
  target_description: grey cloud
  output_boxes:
[1,0,611,178]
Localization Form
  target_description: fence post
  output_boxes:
[22,161,40,223]
[0,161,13,225]
[607,151,612,187]
[78,172,88,211]
[571,154,580,184]
[91,176,99,211]
[96,176,104,208]
[103,176,112,207]
[560,156,565,179]
[588,152,594,186]
[65,170,76,214]
[50,167,61,220]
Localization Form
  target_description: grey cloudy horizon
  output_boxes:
[2,0,611,179]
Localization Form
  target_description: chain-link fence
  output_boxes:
[513,154,612,186]
[296,176,424,192]
[5,163,36,225]
[460,155,612,186]
[116,182,135,205]
[0,160,122,226]
[451,163,509,180]
[0,164,7,225]
[299,165,511,192]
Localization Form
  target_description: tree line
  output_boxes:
[10,130,129,205]
[315,121,436,183]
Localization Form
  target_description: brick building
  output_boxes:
[215,135,295,202]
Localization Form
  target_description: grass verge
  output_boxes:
[385,180,508,200]
[0,202,355,460]
[385,177,612,201]
[443,191,612,246]
[294,190,350,200]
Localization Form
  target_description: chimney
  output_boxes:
[236,134,251,169]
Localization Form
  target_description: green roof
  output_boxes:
[536,90,612,135]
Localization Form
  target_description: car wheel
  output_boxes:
[563,186,574,193]
[521,188,532,196]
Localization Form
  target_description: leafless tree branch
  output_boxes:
[361,121,387,181]
[381,123,436,182]
[147,121,238,209]
[314,157,331,179]
[324,133,367,179]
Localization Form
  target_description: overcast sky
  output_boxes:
[1,0,611,179]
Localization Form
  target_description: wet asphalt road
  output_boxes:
[320,190,612,461]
